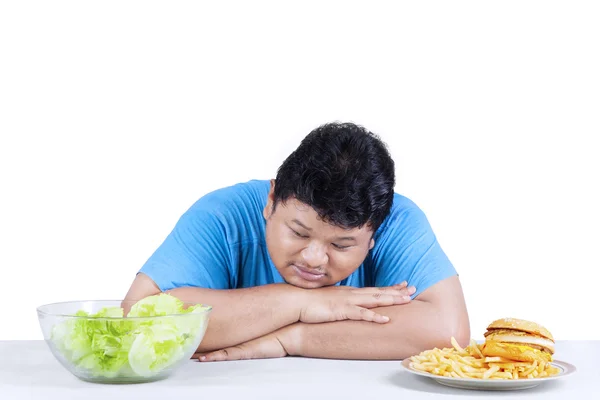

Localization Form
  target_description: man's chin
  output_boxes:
[284,275,327,289]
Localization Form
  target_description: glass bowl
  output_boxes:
[37,299,212,384]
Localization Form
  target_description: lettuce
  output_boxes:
[127,292,187,317]
[50,294,209,379]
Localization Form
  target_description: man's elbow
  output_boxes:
[408,277,471,352]
[420,311,471,351]
[422,321,470,351]
[449,321,471,348]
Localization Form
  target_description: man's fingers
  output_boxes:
[353,291,413,308]
[344,289,414,322]
[404,286,416,296]
[346,307,390,323]
[385,285,415,297]
[197,346,246,362]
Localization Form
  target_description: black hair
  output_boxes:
[274,122,395,232]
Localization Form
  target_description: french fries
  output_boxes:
[409,338,561,380]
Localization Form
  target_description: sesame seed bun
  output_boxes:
[485,317,554,341]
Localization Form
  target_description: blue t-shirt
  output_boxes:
[139,180,456,298]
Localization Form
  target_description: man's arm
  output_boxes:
[123,272,415,352]
[289,276,470,359]
[197,275,469,361]
[123,272,161,301]
[123,273,303,351]
[166,284,304,351]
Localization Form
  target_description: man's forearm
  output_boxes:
[290,300,470,360]
[168,284,302,352]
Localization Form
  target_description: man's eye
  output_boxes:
[292,229,308,238]
[332,243,350,250]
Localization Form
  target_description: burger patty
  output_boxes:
[484,332,555,354]
[484,329,546,338]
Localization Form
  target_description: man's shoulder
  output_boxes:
[178,180,269,245]
[391,192,420,211]
[188,179,271,214]
[386,192,423,220]
[375,192,430,237]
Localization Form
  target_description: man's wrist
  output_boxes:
[277,322,305,357]
[280,283,309,323]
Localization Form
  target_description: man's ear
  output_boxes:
[263,179,276,220]
[369,238,375,250]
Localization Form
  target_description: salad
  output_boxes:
[50,294,210,378]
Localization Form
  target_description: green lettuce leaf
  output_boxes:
[50,294,210,379]
[127,293,184,317]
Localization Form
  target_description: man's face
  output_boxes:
[263,183,375,289]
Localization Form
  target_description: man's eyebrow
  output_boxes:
[292,219,312,231]
[335,236,357,242]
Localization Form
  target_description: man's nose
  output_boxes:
[301,241,328,267]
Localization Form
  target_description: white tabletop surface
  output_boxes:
[0,340,596,399]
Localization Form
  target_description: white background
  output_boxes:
[1,1,598,341]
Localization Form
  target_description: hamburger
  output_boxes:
[481,318,555,363]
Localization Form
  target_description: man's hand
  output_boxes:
[299,281,416,324]
[194,324,301,362]
[289,276,470,360]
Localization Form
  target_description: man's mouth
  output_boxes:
[291,264,325,282]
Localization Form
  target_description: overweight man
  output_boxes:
[123,122,470,362]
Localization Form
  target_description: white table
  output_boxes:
[0,340,596,399]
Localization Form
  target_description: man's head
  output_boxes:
[263,122,396,288]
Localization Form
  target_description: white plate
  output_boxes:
[400,358,576,391]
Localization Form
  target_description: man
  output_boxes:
[123,122,470,362]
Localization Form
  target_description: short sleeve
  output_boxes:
[370,199,457,298]
[138,208,232,292]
